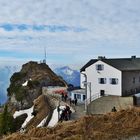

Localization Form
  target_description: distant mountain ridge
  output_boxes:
[0,65,20,104]
[54,66,80,87]
[0,65,80,104]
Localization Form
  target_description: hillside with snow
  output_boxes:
[5,107,140,140]
[54,66,80,87]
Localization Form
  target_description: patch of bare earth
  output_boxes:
[4,107,140,140]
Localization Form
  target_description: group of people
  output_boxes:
[59,105,72,122]
[61,93,68,102]
[58,92,79,122]
[61,93,78,106]
[69,98,77,106]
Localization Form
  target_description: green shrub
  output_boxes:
[14,86,27,102]
[0,105,15,135]
[10,72,27,83]
[7,72,27,97]
[27,80,40,88]
[7,84,27,102]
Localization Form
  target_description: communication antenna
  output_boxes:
[43,47,47,64]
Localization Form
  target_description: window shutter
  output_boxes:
[109,78,112,84]
[116,79,118,84]
[105,78,107,84]
[96,65,98,70]
[98,78,100,83]
[101,65,104,70]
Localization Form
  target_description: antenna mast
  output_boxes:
[43,47,46,64]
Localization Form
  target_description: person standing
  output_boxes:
[111,106,117,112]
[57,105,60,120]
[61,93,64,101]
[74,98,77,106]
[64,94,68,102]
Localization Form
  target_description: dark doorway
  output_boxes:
[100,90,105,96]
[74,94,77,99]
[83,95,86,101]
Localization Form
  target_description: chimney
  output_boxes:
[131,55,136,59]
[98,56,106,60]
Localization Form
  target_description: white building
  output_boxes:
[80,56,140,104]
[70,89,86,103]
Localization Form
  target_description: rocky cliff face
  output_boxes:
[7,61,67,111]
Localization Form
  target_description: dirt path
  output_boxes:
[70,103,85,120]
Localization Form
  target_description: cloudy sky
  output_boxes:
[0,0,140,69]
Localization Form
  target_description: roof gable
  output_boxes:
[80,57,140,72]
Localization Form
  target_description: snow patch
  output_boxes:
[22,79,32,87]
[48,106,66,127]
[37,116,48,127]
[63,68,73,75]
[13,106,34,128]
[22,80,28,86]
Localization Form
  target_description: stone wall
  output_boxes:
[88,95,133,114]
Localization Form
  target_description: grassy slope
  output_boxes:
[4,107,140,140]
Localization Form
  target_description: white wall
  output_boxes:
[70,92,85,103]
[85,60,122,100]
[80,72,86,89]
[70,90,85,103]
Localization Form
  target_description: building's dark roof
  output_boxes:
[80,57,140,72]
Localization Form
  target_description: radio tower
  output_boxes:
[43,47,46,64]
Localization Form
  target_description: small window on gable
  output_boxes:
[98,78,106,84]
[110,78,118,85]
[96,64,104,71]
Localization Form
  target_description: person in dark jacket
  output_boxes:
[111,106,117,112]
[64,94,68,102]
[74,98,78,105]
[61,93,64,101]
[59,109,65,122]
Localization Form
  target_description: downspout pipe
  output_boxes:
[81,72,88,115]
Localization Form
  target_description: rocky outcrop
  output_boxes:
[25,94,53,130]
[7,61,67,111]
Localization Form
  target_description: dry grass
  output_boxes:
[25,95,50,130]
[4,107,140,140]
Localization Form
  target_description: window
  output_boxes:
[133,77,135,83]
[96,64,104,71]
[110,78,118,85]
[77,94,81,99]
[98,78,106,84]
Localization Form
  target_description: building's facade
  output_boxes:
[70,89,86,103]
[80,56,140,103]
[122,71,140,96]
